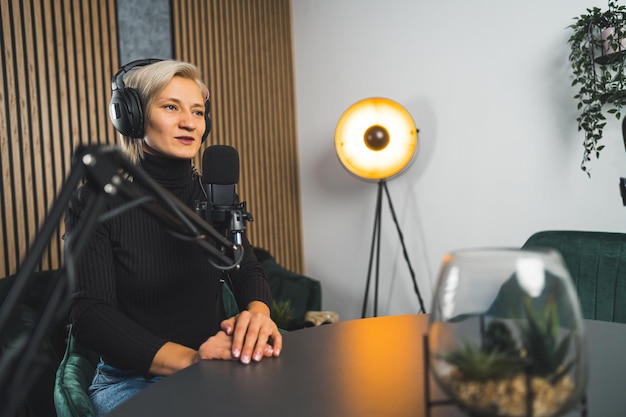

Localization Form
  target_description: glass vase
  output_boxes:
[428,248,587,417]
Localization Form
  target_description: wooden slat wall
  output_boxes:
[0,0,119,277]
[171,0,304,272]
[0,0,303,277]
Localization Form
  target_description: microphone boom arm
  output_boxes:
[0,145,241,417]
[85,146,239,266]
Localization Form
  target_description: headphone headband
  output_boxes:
[111,58,164,93]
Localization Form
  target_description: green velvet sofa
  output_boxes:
[521,230,626,323]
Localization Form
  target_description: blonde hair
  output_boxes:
[117,60,209,164]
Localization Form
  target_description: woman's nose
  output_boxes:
[179,110,197,130]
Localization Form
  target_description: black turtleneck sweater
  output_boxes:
[65,153,271,375]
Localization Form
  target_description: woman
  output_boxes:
[65,59,281,416]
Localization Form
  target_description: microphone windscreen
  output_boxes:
[202,145,240,184]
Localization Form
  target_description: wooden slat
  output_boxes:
[6,0,27,274]
[31,0,55,269]
[0,0,17,275]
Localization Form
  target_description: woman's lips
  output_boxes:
[176,136,195,144]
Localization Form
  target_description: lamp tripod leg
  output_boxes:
[361,180,384,318]
[382,182,426,314]
[373,189,382,317]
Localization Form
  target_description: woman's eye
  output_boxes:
[164,104,176,110]
[194,110,204,117]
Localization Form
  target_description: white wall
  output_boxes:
[291,0,626,322]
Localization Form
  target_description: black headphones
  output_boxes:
[109,58,212,141]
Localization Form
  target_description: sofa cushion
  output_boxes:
[54,328,99,417]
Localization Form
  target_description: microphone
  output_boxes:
[202,145,253,244]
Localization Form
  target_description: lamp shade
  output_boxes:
[334,97,418,180]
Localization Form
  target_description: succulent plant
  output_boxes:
[441,341,521,381]
[518,298,574,383]
[482,319,519,357]
[441,320,522,381]
[271,299,295,330]
[441,304,574,385]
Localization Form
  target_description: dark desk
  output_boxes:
[106,314,626,417]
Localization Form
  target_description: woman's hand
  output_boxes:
[221,301,282,364]
[151,331,235,376]
[150,305,281,375]
[197,330,236,360]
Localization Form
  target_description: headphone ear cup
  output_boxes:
[109,87,145,138]
[202,99,212,142]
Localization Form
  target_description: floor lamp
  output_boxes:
[334,97,426,318]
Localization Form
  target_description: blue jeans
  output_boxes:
[89,360,164,416]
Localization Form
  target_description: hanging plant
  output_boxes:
[568,0,626,175]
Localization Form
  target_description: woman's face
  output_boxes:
[144,76,206,159]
